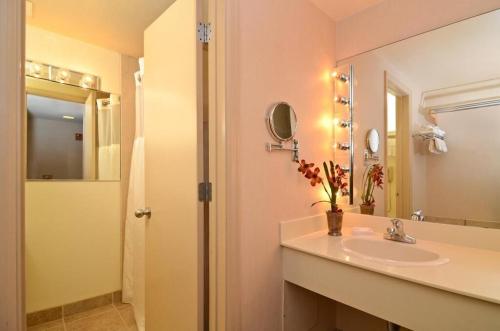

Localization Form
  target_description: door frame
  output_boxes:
[384,71,413,219]
[1,0,228,330]
[0,0,26,329]
[207,0,228,329]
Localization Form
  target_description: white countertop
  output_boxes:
[281,216,500,305]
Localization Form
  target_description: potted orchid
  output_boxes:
[297,160,348,236]
[360,164,384,215]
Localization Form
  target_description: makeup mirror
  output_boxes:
[366,129,380,154]
[267,102,298,142]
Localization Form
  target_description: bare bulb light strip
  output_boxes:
[25,59,101,90]
[331,71,350,83]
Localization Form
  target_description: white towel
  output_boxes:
[429,137,448,154]
[435,137,448,153]
[418,124,446,138]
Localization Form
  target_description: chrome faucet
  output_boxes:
[384,219,416,244]
[411,209,425,222]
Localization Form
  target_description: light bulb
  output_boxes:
[57,69,70,82]
[338,120,351,128]
[335,96,350,105]
[332,71,349,83]
[29,63,42,77]
[81,75,95,88]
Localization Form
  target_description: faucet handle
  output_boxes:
[412,209,425,222]
[390,219,402,228]
[385,219,416,244]
[390,219,405,235]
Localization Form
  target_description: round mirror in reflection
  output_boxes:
[268,102,298,142]
[366,129,380,153]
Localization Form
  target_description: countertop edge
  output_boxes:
[281,239,500,306]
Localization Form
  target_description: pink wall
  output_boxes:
[226,1,500,330]
[336,0,500,60]
[226,0,337,329]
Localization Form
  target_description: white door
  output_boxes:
[143,0,203,329]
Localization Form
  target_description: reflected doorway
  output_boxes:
[385,74,412,219]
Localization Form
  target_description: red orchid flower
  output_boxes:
[297,159,348,213]
[297,159,314,174]
[305,167,322,186]
[361,164,384,206]
[370,164,384,188]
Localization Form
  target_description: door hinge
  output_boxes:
[197,22,212,43]
[198,182,212,202]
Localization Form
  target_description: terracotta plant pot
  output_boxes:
[327,210,344,236]
[360,204,375,215]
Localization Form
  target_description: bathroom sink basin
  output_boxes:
[341,237,449,267]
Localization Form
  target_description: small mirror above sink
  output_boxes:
[341,237,449,267]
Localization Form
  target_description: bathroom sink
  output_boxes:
[341,237,449,267]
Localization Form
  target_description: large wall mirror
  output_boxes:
[26,76,121,181]
[341,9,500,229]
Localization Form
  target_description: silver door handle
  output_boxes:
[135,208,152,219]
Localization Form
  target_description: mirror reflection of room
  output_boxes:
[26,77,120,181]
[341,9,500,229]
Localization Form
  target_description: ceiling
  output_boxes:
[27,94,85,121]
[27,0,383,58]
[308,0,384,21]
[27,0,176,58]
[371,9,500,92]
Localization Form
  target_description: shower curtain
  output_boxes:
[96,95,121,180]
[122,60,145,331]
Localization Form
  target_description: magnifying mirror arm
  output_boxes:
[266,139,299,162]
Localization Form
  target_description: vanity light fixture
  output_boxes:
[57,69,70,83]
[332,64,354,205]
[340,165,350,173]
[338,120,351,128]
[337,142,350,151]
[29,62,42,77]
[80,75,96,89]
[62,115,75,120]
[331,71,349,83]
[335,96,350,105]
[25,60,101,90]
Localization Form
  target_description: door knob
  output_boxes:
[135,208,152,219]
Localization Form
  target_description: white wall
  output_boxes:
[26,25,122,94]
[25,25,123,312]
[25,182,121,312]
[425,106,500,223]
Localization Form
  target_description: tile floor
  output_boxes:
[27,303,138,331]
